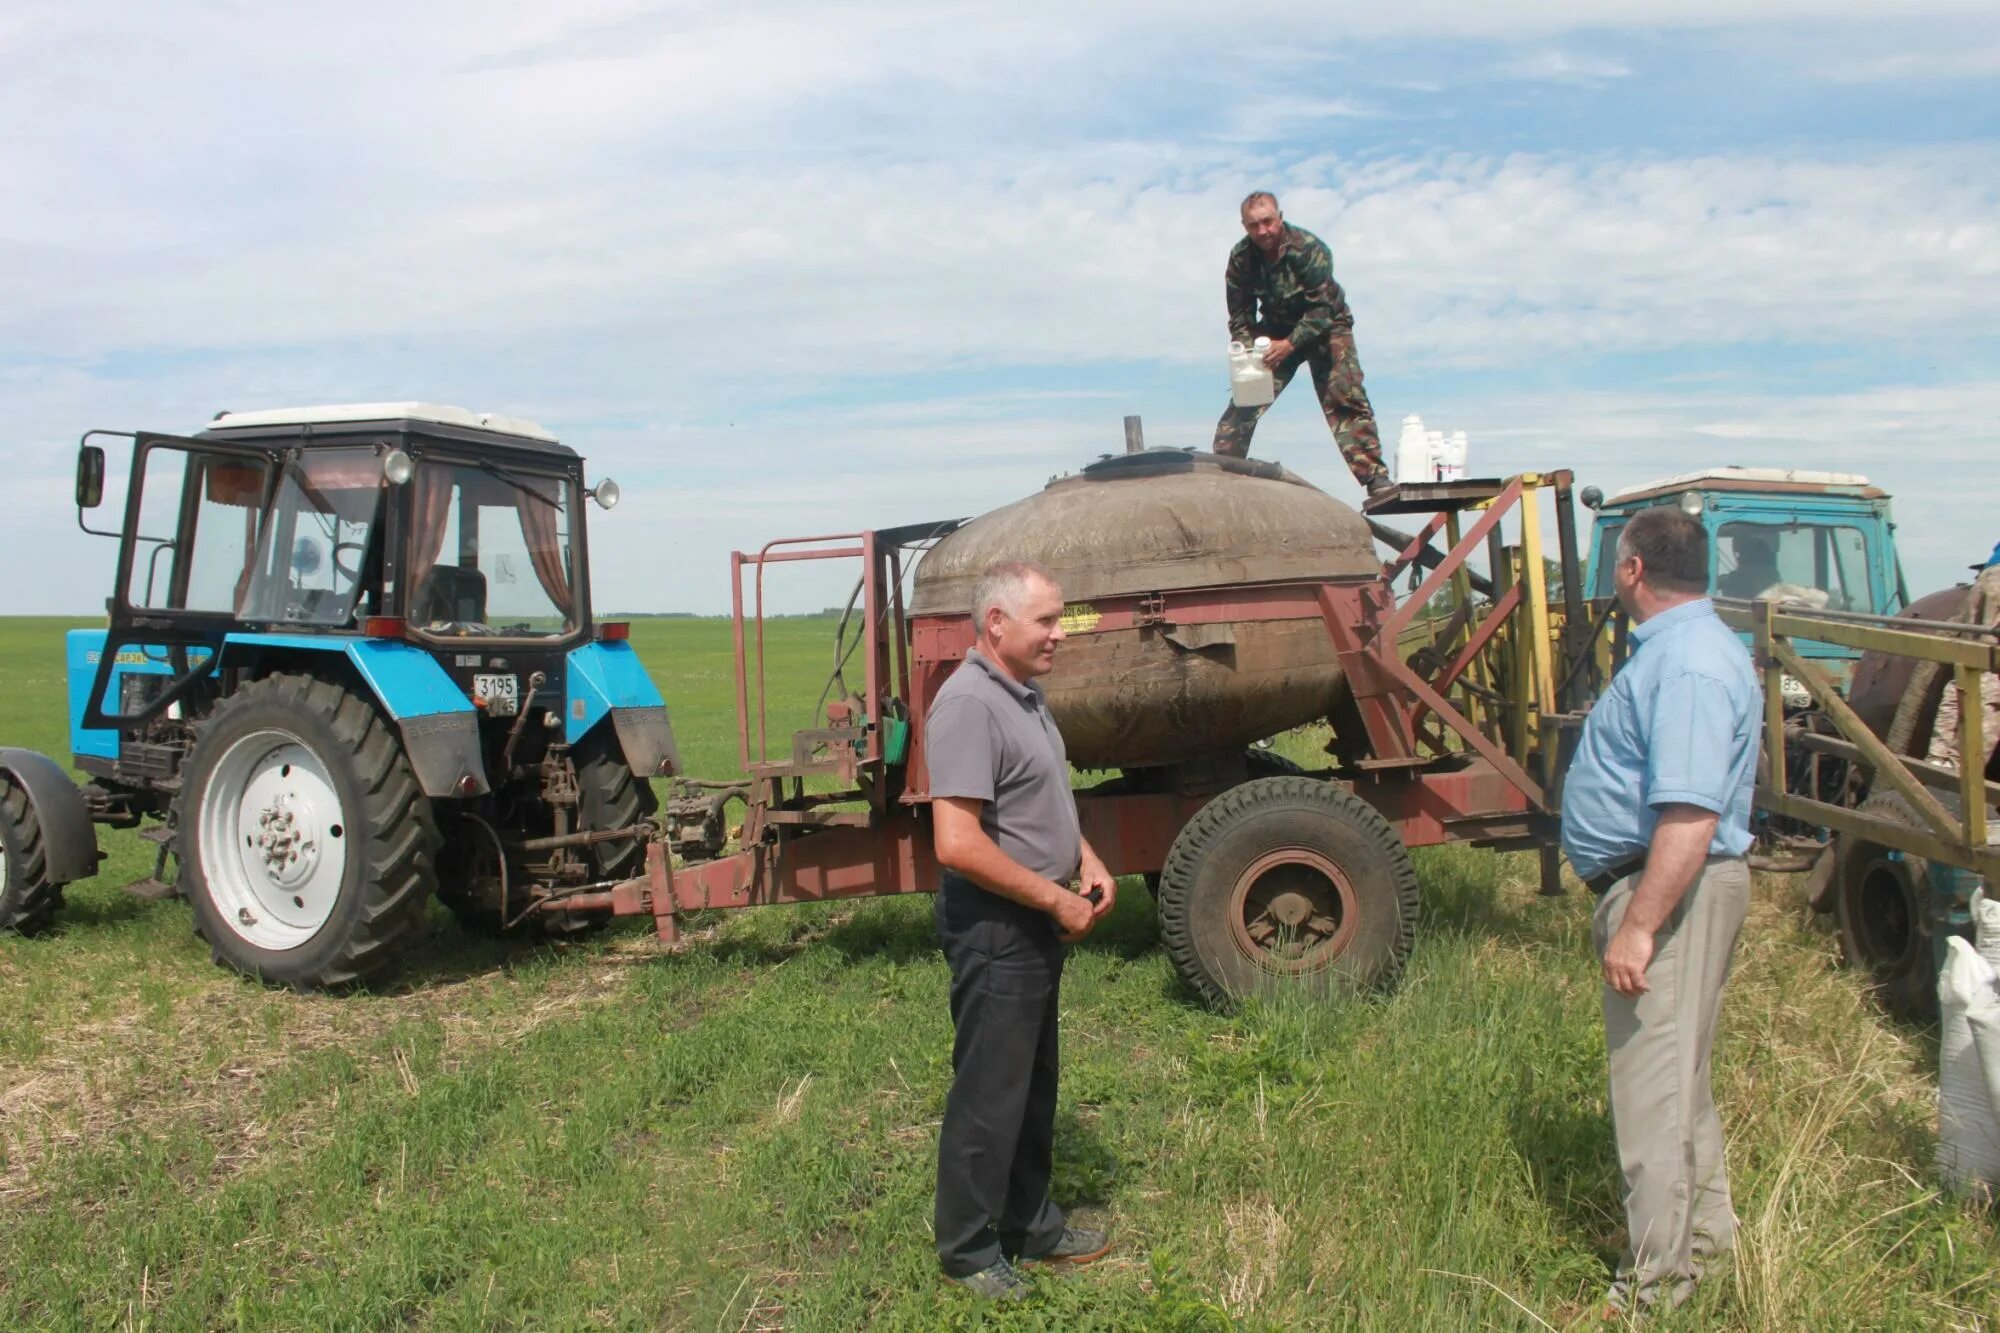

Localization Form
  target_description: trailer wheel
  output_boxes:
[178,673,438,989]
[0,773,65,935]
[1833,789,1951,1021]
[1157,776,1419,1008]
[1140,749,1306,902]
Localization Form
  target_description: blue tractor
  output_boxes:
[0,404,678,988]
[1580,465,1907,688]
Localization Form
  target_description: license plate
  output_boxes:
[473,673,519,716]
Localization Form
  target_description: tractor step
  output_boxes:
[137,825,174,845]
[121,877,181,901]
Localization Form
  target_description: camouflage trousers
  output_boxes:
[1212,329,1385,485]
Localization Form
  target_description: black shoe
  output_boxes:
[1022,1226,1113,1265]
[1366,473,1395,497]
[949,1259,1029,1300]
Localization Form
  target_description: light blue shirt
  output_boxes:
[1560,599,1760,880]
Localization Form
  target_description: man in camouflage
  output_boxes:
[1211,191,1389,495]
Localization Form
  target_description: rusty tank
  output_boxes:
[907,449,1381,769]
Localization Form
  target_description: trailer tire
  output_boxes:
[0,773,64,935]
[1140,749,1307,902]
[1834,789,1953,1021]
[178,673,438,989]
[1157,776,1419,1008]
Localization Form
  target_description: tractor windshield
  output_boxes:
[238,447,385,627]
[1716,521,1875,612]
[407,457,577,638]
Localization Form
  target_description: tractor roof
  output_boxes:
[1610,466,1885,506]
[201,402,569,452]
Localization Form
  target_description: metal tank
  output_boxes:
[907,450,1381,769]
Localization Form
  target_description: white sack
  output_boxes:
[1972,887,2000,974]
[1938,936,2000,1194]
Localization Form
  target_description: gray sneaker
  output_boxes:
[1022,1226,1113,1265]
[950,1259,1029,1301]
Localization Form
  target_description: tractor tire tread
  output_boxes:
[180,671,437,989]
[0,773,65,935]
[1156,776,1419,1010]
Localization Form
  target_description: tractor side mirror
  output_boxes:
[76,445,106,509]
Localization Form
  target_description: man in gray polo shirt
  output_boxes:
[927,559,1117,1300]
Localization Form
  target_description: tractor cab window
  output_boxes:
[1715,521,1873,611]
[239,447,386,626]
[408,458,576,638]
[122,444,273,613]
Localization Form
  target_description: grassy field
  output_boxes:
[1,615,1995,1330]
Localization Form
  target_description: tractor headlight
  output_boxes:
[382,448,415,485]
[1679,492,1705,516]
[591,478,621,511]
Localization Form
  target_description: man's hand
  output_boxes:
[1261,337,1294,369]
[1052,890,1096,943]
[1603,922,1655,998]
[1079,853,1117,923]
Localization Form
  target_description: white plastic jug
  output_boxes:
[1229,338,1275,408]
[1441,430,1470,483]
[1394,415,1432,484]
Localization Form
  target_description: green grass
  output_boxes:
[2,616,1996,1330]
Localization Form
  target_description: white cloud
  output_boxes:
[1,2,1998,621]
[1495,50,1633,82]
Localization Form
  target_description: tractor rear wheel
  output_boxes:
[1157,776,1419,1008]
[178,673,438,989]
[1834,789,1950,1021]
[0,772,65,935]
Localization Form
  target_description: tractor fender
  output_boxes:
[567,641,681,778]
[216,635,490,798]
[0,748,100,885]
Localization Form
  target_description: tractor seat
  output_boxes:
[414,564,488,626]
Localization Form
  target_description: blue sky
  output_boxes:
[2,1,1997,613]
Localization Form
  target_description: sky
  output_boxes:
[2,1,1997,614]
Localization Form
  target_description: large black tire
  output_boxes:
[1157,776,1420,1008]
[1141,749,1307,901]
[0,773,65,935]
[177,673,438,989]
[1834,789,1954,1021]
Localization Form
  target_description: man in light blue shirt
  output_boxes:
[1561,505,1760,1315]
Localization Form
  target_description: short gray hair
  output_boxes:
[971,559,1058,625]
[1241,190,1280,215]
[1617,506,1709,595]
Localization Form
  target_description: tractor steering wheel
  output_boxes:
[332,541,367,582]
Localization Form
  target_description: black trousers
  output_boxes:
[933,875,1069,1275]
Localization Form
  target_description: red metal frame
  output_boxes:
[585,479,1564,933]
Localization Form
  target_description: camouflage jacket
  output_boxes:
[1224,224,1353,350]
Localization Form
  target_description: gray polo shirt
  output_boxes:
[925,648,1082,884]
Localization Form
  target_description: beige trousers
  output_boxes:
[1592,855,1750,1311]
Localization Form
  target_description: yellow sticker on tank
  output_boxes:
[1060,603,1101,634]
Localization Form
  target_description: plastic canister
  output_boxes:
[1229,338,1275,408]
[1443,430,1470,482]
[1394,415,1431,484]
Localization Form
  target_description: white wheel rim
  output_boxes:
[198,728,350,951]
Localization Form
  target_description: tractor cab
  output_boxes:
[1581,467,1907,689]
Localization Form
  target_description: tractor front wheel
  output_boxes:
[1157,776,1419,1009]
[178,673,438,989]
[0,773,65,935]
